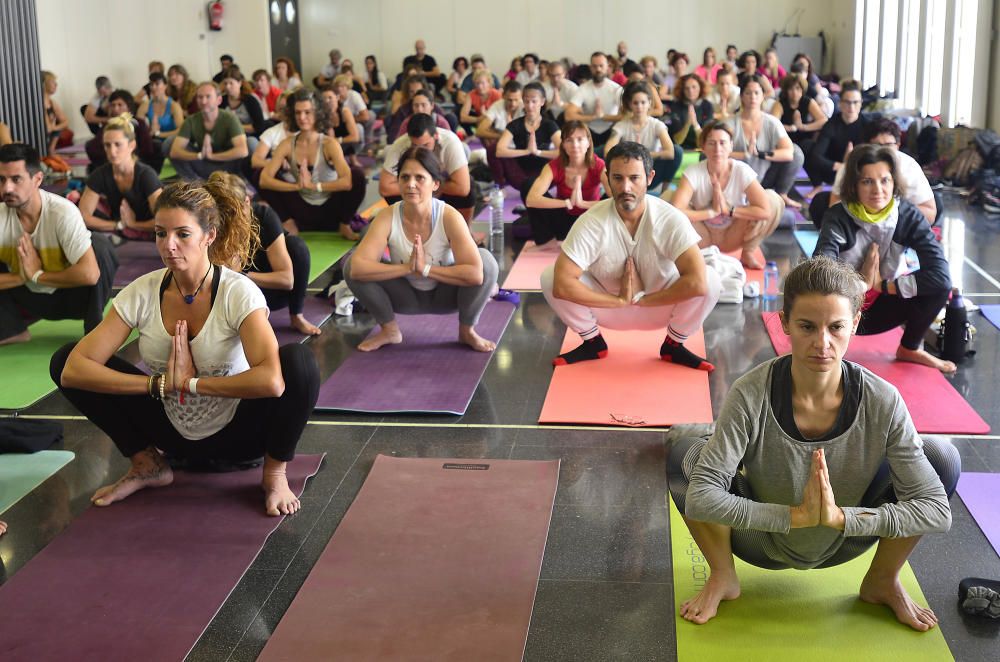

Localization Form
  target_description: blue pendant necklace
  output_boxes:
[175,265,212,304]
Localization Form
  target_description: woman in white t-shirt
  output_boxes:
[52,179,320,517]
[605,81,678,190]
[671,121,782,269]
[344,146,500,353]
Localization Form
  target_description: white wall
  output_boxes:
[299,0,848,85]
[37,0,272,137]
[988,0,1000,131]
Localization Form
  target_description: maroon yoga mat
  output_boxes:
[315,300,516,414]
[762,312,989,434]
[113,239,162,287]
[0,454,324,662]
[258,455,560,661]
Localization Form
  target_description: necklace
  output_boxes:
[175,264,212,304]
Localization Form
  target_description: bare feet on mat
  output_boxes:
[781,193,802,209]
[806,185,823,200]
[92,447,173,506]
[459,325,496,352]
[860,573,938,631]
[339,223,361,241]
[282,219,300,236]
[895,346,957,374]
[680,572,741,624]
[291,313,322,336]
[262,464,300,516]
[0,520,6,536]
[358,323,403,351]
[740,249,765,270]
[0,330,31,346]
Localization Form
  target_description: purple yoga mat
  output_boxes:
[978,304,1000,332]
[0,454,324,662]
[113,239,162,287]
[316,300,516,414]
[957,472,1000,558]
[270,296,332,345]
[474,185,523,223]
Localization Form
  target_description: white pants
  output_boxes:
[540,265,721,341]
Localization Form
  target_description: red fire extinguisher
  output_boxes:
[208,1,224,31]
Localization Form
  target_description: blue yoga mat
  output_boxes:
[979,304,1000,331]
[795,229,820,256]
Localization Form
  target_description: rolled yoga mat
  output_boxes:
[0,450,75,514]
[315,300,516,414]
[538,328,714,427]
[299,231,355,283]
[0,453,324,661]
[956,472,1000,558]
[258,454,559,661]
[761,312,990,434]
[668,500,953,661]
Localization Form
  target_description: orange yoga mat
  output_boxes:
[501,241,560,291]
[258,455,560,662]
[538,328,714,427]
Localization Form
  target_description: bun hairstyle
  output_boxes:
[104,113,136,142]
[155,175,260,271]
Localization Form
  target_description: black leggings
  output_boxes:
[255,234,311,315]
[859,288,950,350]
[50,342,319,463]
[527,202,579,245]
[666,435,960,570]
[261,166,367,230]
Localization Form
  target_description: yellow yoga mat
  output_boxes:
[669,500,953,661]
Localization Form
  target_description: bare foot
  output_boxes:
[0,330,31,346]
[92,447,173,506]
[896,346,957,374]
[860,573,938,631]
[741,249,766,270]
[290,313,322,336]
[781,193,802,209]
[459,325,496,352]
[679,572,742,624]
[806,185,823,200]
[339,224,361,241]
[358,323,403,351]
[0,520,7,536]
[282,219,300,236]
[262,464,300,516]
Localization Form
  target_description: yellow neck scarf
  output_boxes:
[846,198,894,224]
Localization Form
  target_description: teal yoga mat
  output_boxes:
[0,450,75,514]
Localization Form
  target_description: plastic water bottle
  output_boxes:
[490,186,504,238]
[762,261,780,301]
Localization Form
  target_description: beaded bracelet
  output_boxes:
[158,374,166,402]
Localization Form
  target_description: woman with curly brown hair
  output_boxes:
[51,178,320,516]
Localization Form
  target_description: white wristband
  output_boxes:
[421,263,432,278]
[315,182,322,193]
[116,220,125,231]
[188,377,199,396]
[31,269,44,284]
[631,290,645,305]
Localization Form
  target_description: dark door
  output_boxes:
[268,0,302,75]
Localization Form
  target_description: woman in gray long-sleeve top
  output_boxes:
[667,256,959,631]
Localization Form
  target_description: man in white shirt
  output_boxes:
[0,144,117,344]
[542,141,720,369]
[543,61,579,124]
[380,114,474,220]
[314,48,342,88]
[565,52,623,150]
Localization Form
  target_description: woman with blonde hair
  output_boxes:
[52,178,320,516]
[42,70,71,156]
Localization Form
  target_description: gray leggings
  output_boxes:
[343,248,499,327]
[666,435,960,570]
[759,143,805,196]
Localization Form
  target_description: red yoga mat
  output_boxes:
[501,241,560,291]
[258,455,560,661]
[538,328,714,427]
[761,312,989,434]
[0,454,324,662]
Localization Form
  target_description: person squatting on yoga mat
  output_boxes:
[541,141,720,369]
[0,143,118,345]
[814,144,955,374]
[259,88,365,241]
[50,179,320,516]
[670,121,783,270]
[344,146,500,353]
[211,172,321,336]
[667,257,959,631]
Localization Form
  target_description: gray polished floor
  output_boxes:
[2,183,998,661]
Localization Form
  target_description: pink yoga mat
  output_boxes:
[501,241,560,290]
[0,454,324,662]
[761,312,990,434]
[258,455,559,661]
[957,472,1000,558]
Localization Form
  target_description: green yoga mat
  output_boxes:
[299,232,355,283]
[674,150,702,180]
[669,500,952,661]
[159,158,177,180]
[0,450,75,514]
[0,318,89,410]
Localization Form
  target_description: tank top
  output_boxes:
[146,96,176,133]
[779,97,814,128]
[386,198,455,291]
[288,133,340,205]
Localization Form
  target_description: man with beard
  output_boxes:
[541,142,720,369]
[169,82,249,180]
[565,52,623,150]
[0,144,117,344]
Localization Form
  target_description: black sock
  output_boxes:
[660,337,714,372]
[553,334,608,366]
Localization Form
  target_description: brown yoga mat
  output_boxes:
[258,455,560,661]
[0,454,324,661]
